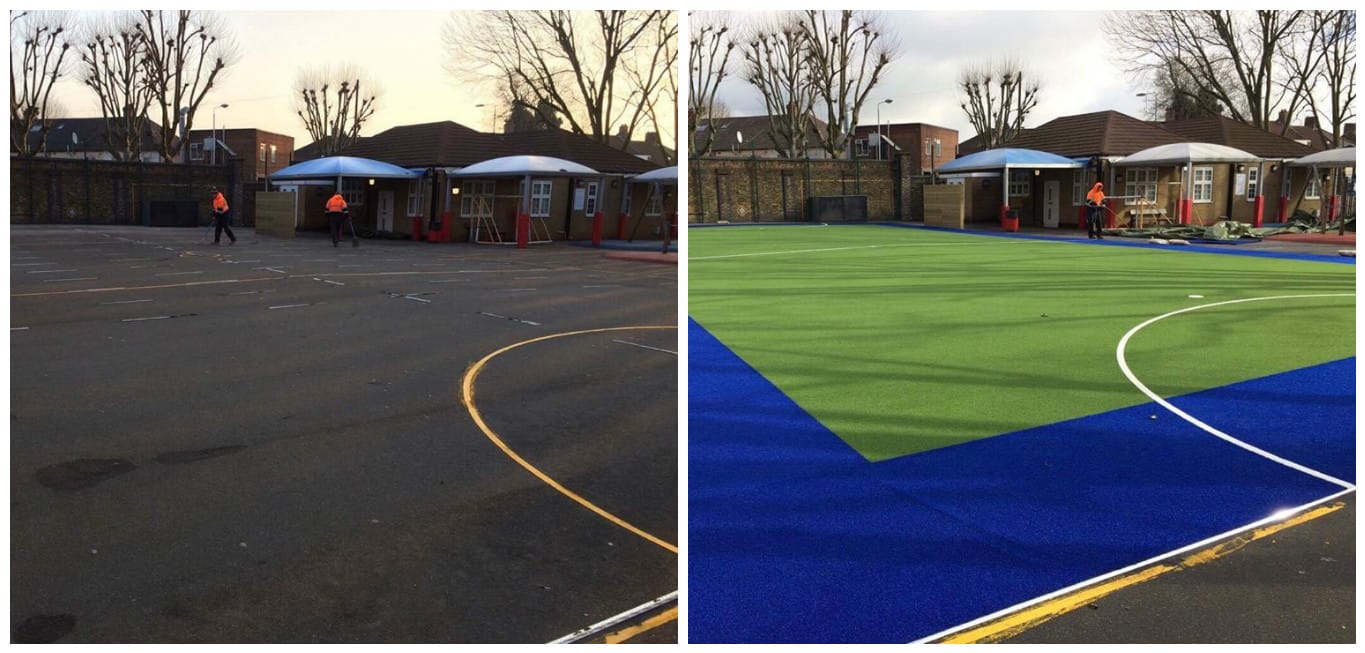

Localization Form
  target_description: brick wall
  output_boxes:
[10,157,239,226]
[690,156,905,223]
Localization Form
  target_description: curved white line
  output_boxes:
[1116,293,1356,490]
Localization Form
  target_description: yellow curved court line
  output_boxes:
[603,606,679,644]
[939,501,1347,643]
[461,325,678,554]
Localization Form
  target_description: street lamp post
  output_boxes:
[1135,93,1153,121]
[211,103,229,165]
[876,98,892,160]
[475,103,498,133]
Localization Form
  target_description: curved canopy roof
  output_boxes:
[935,147,1083,174]
[269,155,421,181]
[1290,146,1356,167]
[1115,142,1259,166]
[631,166,678,184]
[454,155,599,177]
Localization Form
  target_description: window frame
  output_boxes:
[1125,167,1159,203]
[1305,173,1322,200]
[341,178,366,207]
[459,180,495,218]
[584,181,600,216]
[1008,169,1030,198]
[406,179,425,217]
[1192,166,1214,203]
[529,179,553,218]
[1245,167,1259,201]
[1072,170,1087,206]
[258,143,267,163]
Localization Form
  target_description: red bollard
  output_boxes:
[411,217,423,241]
[1253,195,1264,228]
[1277,196,1288,223]
[1180,198,1193,225]
[516,213,529,249]
[617,212,627,240]
[1077,206,1088,231]
[1328,195,1338,222]
[591,211,604,247]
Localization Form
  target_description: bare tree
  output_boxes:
[137,10,238,162]
[622,10,677,164]
[1279,10,1355,148]
[1105,10,1304,129]
[10,11,72,157]
[741,15,817,158]
[77,12,157,160]
[688,11,735,157]
[958,60,1038,149]
[445,10,675,152]
[294,64,380,157]
[800,10,895,159]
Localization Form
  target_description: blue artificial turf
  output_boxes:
[688,320,1354,643]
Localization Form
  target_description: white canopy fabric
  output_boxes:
[1115,143,1260,166]
[454,155,599,177]
[631,166,677,184]
[935,148,1083,174]
[268,155,421,181]
[1290,147,1356,167]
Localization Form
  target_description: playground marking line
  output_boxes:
[930,497,1350,644]
[461,325,678,555]
[1117,292,1356,490]
[548,591,678,644]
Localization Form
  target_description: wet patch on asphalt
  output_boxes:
[35,459,136,491]
[12,614,76,643]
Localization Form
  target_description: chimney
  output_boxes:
[1303,116,1318,129]
[1344,123,1356,144]
[1277,110,1290,125]
[617,124,629,138]
[645,131,659,146]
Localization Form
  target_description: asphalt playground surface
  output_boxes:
[8,225,677,643]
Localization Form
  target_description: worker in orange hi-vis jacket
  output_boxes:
[211,188,236,245]
[1085,182,1106,240]
[325,192,349,247]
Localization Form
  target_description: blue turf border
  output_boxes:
[688,318,1355,643]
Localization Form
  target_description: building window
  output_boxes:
[527,179,553,217]
[1192,166,1214,203]
[1125,167,1159,203]
[341,178,365,206]
[1245,167,1258,201]
[460,180,495,218]
[645,188,662,216]
[584,182,599,215]
[269,144,277,164]
[406,179,425,216]
[190,142,204,161]
[1306,173,1321,199]
[1008,170,1030,198]
[258,143,266,162]
[621,186,632,215]
[1072,170,1088,206]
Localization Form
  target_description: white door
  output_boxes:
[377,191,394,232]
[1043,180,1060,228]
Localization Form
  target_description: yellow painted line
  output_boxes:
[12,276,280,297]
[602,606,679,644]
[941,501,1346,644]
[461,325,678,554]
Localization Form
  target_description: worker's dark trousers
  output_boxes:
[327,212,345,244]
[1088,206,1105,239]
[215,211,236,243]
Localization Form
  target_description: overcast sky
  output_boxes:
[701,10,1153,140]
[42,9,673,148]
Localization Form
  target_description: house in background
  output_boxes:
[1266,110,1356,150]
[608,125,675,164]
[289,121,666,242]
[186,128,294,181]
[1159,115,1316,223]
[694,115,830,159]
[23,118,166,162]
[850,122,958,172]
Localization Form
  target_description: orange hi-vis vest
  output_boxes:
[1086,183,1105,206]
[326,194,348,212]
[213,192,228,213]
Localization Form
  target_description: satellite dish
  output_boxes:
[72,133,78,144]
[735,130,744,144]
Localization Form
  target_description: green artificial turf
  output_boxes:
[688,225,1356,461]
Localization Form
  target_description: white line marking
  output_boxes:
[1116,293,1355,489]
[612,339,677,355]
[690,242,925,261]
[228,259,261,263]
[323,280,345,286]
[12,326,29,331]
[122,315,171,322]
[27,268,77,274]
[12,263,56,267]
[268,303,316,310]
[43,277,97,282]
[108,258,151,262]
[503,288,537,293]
[514,276,549,280]
[402,295,432,303]
[154,271,203,277]
[548,591,678,644]
[583,284,621,288]
[912,489,1354,643]
[476,311,541,326]
[264,267,287,274]
[100,299,153,305]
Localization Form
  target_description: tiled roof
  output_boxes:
[1005,111,1184,157]
[695,115,828,154]
[1160,115,1315,159]
[26,117,162,154]
[293,121,658,174]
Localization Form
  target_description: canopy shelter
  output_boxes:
[936,148,1084,226]
[453,155,603,248]
[268,155,421,188]
[1290,146,1355,230]
[623,166,678,253]
[1115,143,1260,225]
